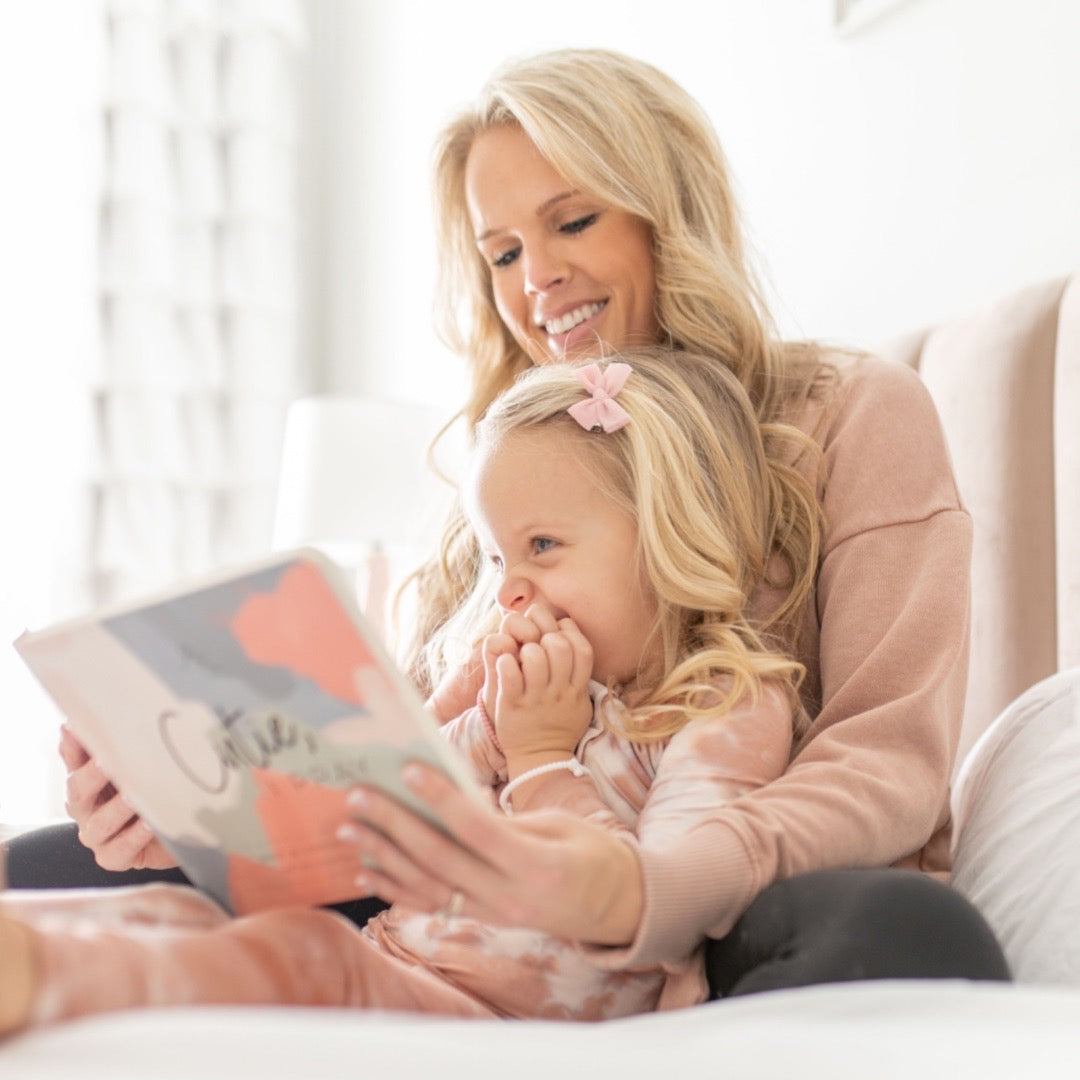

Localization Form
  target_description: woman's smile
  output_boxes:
[465,124,659,362]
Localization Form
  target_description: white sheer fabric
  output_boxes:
[92,0,309,606]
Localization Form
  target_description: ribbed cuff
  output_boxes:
[582,822,758,972]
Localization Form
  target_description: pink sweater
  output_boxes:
[588,354,971,974]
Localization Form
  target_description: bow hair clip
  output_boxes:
[567,362,632,433]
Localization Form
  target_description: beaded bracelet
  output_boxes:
[498,757,592,815]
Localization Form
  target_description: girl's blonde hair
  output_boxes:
[425,348,820,740]
[407,48,834,691]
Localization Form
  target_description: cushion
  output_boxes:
[950,667,1080,984]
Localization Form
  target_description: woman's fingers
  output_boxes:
[338,818,480,920]
[385,765,643,941]
[85,817,152,871]
[58,725,91,771]
[341,764,644,943]
[70,791,170,871]
[64,757,116,816]
[71,790,137,848]
[62,749,178,872]
[344,780,506,918]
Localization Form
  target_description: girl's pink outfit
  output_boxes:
[5,683,792,1026]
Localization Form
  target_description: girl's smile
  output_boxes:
[466,426,659,686]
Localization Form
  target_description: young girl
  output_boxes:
[0,347,816,1030]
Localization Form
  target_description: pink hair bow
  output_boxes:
[567,362,633,433]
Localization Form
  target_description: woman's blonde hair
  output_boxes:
[426,348,819,740]
[407,48,834,692]
[432,47,827,426]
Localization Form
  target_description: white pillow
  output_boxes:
[950,667,1080,985]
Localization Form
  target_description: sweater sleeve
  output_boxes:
[596,357,972,968]
[442,695,635,837]
[584,684,792,969]
[440,705,507,789]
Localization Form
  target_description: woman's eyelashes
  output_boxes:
[559,212,598,235]
[492,245,520,269]
[486,212,601,270]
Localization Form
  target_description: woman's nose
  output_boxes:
[522,242,567,295]
[496,570,534,613]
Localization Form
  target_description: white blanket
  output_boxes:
[4,981,1079,1080]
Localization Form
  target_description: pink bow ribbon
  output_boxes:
[567,362,633,433]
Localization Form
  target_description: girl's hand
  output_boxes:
[426,650,484,725]
[59,726,178,872]
[489,616,593,770]
[342,764,643,945]
[477,602,562,721]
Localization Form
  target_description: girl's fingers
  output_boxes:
[523,604,559,637]
[498,611,543,647]
[540,631,575,690]
[425,656,484,725]
[495,650,524,699]
[556,619,594,689]
[482,632,518,666]
[490,632,519,653]
[517,641,550,693]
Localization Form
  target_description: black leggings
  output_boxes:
[2,821,390,927]
[6,824,1009,995]
[705,867,1010,996]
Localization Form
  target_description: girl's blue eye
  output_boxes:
[532,537,556,555]
[492,246,520,269]
[560,213,598,235]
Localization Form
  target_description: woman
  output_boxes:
[7,48,1007,993]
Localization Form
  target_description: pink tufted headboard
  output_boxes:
[877,274,1080,766]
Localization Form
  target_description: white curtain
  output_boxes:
[0,0,312,826]
[90,0,310,607]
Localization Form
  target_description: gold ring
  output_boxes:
[439,888,465,918]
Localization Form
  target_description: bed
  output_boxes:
[4,981,1080,1079]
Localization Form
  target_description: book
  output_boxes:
[13,548,482,915]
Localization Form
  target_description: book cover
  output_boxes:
[14,549,480,915]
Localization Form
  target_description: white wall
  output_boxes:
[309,0,1079,400]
